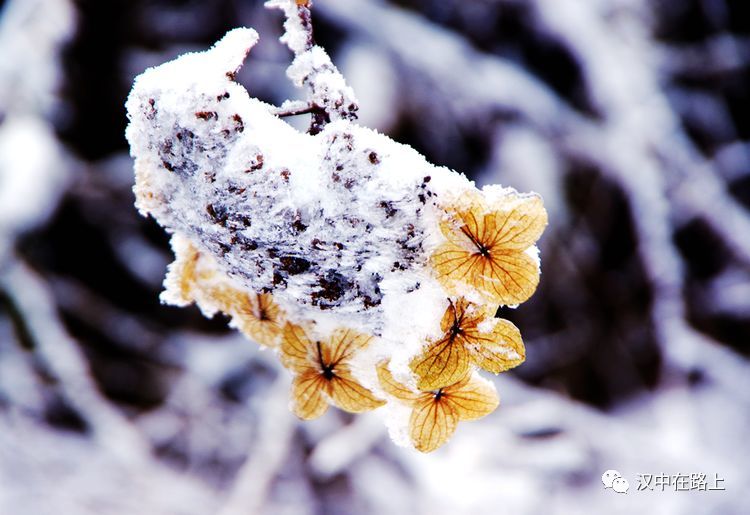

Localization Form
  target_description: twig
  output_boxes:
[267,0,358,134]
[296,0,315,52]
[273,103,318,117]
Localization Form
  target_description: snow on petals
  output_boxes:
[162,234,286,347]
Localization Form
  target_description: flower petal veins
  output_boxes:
[233,293,284,347]
[410,298,526,391]
[282,323,384,419]
[468,318,525,374]
[378,359,499,452]
[442,374,499,421]
[330,366,386,413]
[280,322,314,371]
[410,334,471,391]
[410,395,459,453]
[292,370,330,420]
[376,361,420,403]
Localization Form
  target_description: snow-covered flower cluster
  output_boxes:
[125,1,546,452]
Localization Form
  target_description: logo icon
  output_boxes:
[602,470,629,494]
[613,477,630,493]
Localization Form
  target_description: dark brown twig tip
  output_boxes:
[297,4,315,52]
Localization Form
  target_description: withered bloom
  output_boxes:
[431,193,547,306]
[377,361,499,453]
[166,237,285,347]
[218,290,284,347]
[128,17,548,453]
[410,298,525,390]
[281,323,385,420]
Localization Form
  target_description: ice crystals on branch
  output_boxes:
[125,0,546,452]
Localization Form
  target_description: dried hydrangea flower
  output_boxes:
[208,290,284,347]
[431,192,547,306]
[377,361,498,452]
[231,292,284,347]
[163,234,285,347]
[281,323,385,419]
[410,298,525,390]
[125,4,547,452]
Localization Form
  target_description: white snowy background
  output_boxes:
[1,0,749,514]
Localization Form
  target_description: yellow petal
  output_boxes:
[431,243,540,305]
[237,317,281,347]
[486,195,547,251]
[234,293,283,347]
[236,316,282,347]
[376,360,419,403]
[291,369,330,420]
[257,293,283,323]
[326,328,373,365]
[438,299,457,333]
[438,298,474,332]
[483,251,540,305]
[330,366,386,413]
[442,374,499,421]
[468,318,525,374]
[176,246,200,301]
[430,243,480,288]
[280,323,313,371]
[410,334,471,391]
[409,396,458,452]
[438,193,489,246]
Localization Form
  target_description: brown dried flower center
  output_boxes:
[316,341,336,380]
[461,226,490,257]
[321,365,335,380]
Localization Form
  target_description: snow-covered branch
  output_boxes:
[266,0,358,133]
